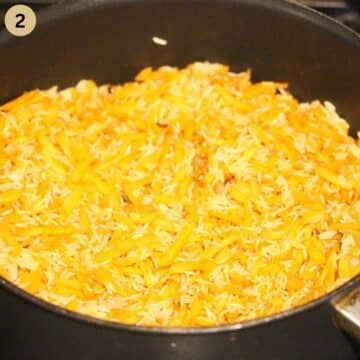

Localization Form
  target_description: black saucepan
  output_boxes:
[0,1,359,359]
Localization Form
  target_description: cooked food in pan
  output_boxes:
[0,62,359,327]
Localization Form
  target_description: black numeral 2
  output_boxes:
[15,13,25,29]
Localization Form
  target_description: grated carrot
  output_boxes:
[0,62,358,327]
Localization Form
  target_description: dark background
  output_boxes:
[1,0,360,35]
[0,0,360,33]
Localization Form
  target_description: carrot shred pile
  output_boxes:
[0,62,359,326]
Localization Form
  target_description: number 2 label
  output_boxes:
[15,13,26,29]
[4,5,36,37]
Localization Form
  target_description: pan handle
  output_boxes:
[331,283,360,341]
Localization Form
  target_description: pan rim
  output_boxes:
[0,0,359,335]
[1,272,359,334]
[0,0,359,47]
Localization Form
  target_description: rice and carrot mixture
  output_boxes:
[0,62,359,327]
